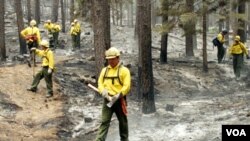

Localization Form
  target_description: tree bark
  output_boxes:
[35,0,40,25]
[237,0,246,43]
[137,0,156,114]
[202,0,208,72]
[27,0,32,22]
[61,0,66,33]
[184,0,194,57]
[52,0,59,22]
[70,0,75,22]
[0,0,6,61]
[93,0,111,80]
[160,0,169,63]
[15,0,27,55]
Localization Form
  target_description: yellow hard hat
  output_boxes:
[235,35,240,41]
[74,19,78,23]
[40,40,49,48]
[30,20,36,26]
[71,22,75,26]
[105,47,120,59]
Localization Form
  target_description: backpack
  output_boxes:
[103,65,123,85]
[212,37,220,47]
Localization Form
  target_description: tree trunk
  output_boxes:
[27,0,32,22]
[61,0,66,33]
[237,0,246,43]
[160,0,168,63]
[130,1,134,27]
[93,0,111,80]
[202,0,208,72]
[0,0,6,61]
[52,0,59,22]
[15,0,27,55]
[70,0,74,22]
[111,0,116,25]
[35,0,40,25]
[184,0,194,57]
[119,0,123,26]
[248,2,250,38]
[137,0,156,114]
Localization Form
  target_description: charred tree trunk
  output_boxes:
[160,0,169,63]
[27,0,32,22]
[93,0,111,80]
[52,0,59,22]
[15,0,27,55]
[237,0,246,43]
[61,0,66,33]
[0,0,6,61]
[70,0,75,22]
[138,0,156,114]
[34,0,40,25]
[202,0,208,72]
[184,0,195,57]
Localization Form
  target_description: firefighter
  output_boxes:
[43,20,55,49]
[27,40,55,98]
[21,19,41,64]
[95,47,131,141]
[74,19,81,48]
[51,22,61,49]
[229,35,248,80]
[216,30,228,63]
[70,22,78,50]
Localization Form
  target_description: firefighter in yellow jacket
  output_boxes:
[229,35,248,80]
[43,20,55,48]
[216,30,228,63]
[51,22,61,48]
[27,40,55,98]
[95,47,131,141]
[70,22,78,50]
[74,19,81,48]
[21,19,41,52]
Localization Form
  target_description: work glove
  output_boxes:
[48,68,52,74]
[107,93,122,108]
[30,48,36,51]
[101,89,112,101]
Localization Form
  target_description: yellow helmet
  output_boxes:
[30,20,36,26]
[105,47,120,59]
[40,40,49,48]
[71,22,75,26]
[235,35,240,41]
[74,19,78,23]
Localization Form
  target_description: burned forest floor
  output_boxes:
[1,25,250,141]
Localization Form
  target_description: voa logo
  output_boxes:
[226,129,246,136]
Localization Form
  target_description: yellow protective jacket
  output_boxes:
[20,26,41,44]
[70,25,78,35]
[98,63,131,97]
[44,23,54,33]
[75,22,81,33]
[229,42,248,55]
[34,48,55,70]
[51,24,61,33]
[217,32,225,44]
